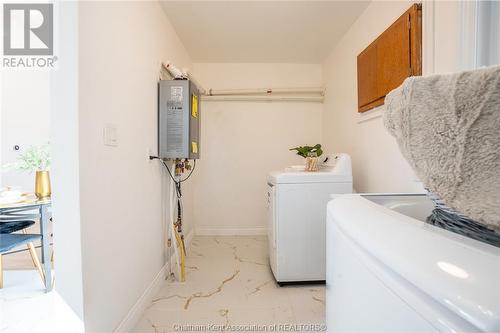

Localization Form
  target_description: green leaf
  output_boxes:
[1,143,51,173]
[289,144,323,158]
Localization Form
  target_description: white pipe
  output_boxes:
[202,95,324,103]
[159,65,173,80]
[162,61,186,79]
[161,62,206,95]
[207,87,325,96]
[161,62,324,99]
[167,164,175,275]
[185,70,206,95]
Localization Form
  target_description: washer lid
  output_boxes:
[269,169,352,184]
[329,194,500,333]
[269,153,353,184]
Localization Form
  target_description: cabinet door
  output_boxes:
[357,4,421,113]
[376,13,411,99]
[357,43,379,110]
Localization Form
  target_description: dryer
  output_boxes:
[267,153,352,283]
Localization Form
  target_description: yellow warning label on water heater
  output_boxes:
[191,142,198,154]
[191,94,198,118]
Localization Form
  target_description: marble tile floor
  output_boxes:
[133,236,325,333]
[0,270,83,333]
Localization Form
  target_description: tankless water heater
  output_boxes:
[158,80,200,159]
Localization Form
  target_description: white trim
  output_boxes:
[459,0,479,70]
[422,0,435,75]
[474,1,499,67]
[357,106,383,124]
[184,228,195,249]
[113,228,195,333]
[113,264,168,333]
[195,226,267,236]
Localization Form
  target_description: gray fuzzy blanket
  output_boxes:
[384,65,500,232]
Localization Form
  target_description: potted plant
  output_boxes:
[3,143,51,198]
[289,144,323,172]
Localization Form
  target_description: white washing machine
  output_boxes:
[267,153,352,284]
[326,194,500,332]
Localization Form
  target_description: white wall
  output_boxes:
[0,1,84,321]
[0,1,51,192]
[77,1,192,331]
[429,0,500,71]
[0,71,2,186]
[50,1,85,320]
[322,1,422,193]
[0,71,50,191]
[191,63,323,235]
[4,1,473,330]
[432,1,462,73]
[322,0,468,193]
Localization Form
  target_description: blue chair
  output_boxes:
[0,220,35,233]
[0,219,45,288]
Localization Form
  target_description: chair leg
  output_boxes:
[0,254,3,288]
[21,229,46,285]
[27,242,45,286]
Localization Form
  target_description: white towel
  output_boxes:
[384,65,500,232]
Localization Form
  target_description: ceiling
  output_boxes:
[160,1,370,63]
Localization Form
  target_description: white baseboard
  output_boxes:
[113,263,168,333]
[113,228,195,333]
[195,226,267,236]
[184,228,195,246]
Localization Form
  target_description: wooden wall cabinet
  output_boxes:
[357,4,422,113]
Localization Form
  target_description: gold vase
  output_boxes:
[35,170,51,199]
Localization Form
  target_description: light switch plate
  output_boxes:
[103,124,118,147]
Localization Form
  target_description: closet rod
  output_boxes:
[202,95,324,103]
[207,87,325,96]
